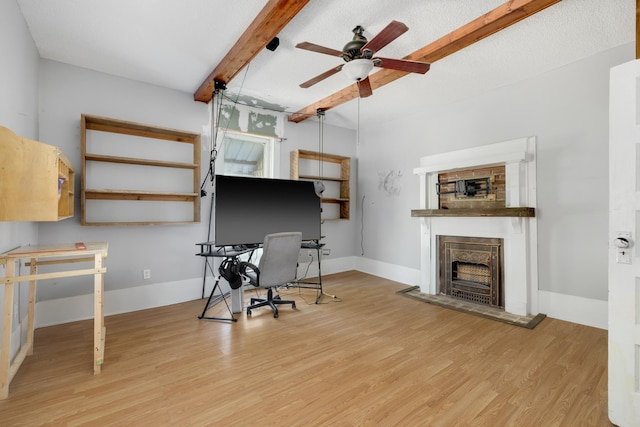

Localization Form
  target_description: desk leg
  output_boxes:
[231,287,243,313]
[27,258,36,356]
[93,254,105,374]
[0,261,16,399]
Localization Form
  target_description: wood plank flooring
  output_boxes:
[0,271,611,426]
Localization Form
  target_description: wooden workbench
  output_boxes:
[0,241,108,399]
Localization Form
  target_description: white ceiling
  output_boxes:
[16,0,634,129]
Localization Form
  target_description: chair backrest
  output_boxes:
[257,232,302,288]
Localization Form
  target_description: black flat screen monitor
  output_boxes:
[214,175,321,247]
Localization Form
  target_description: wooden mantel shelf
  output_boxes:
[411,207,535,218]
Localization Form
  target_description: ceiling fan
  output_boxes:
[296,21,431,98]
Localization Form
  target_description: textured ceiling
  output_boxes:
[17,0,634,129]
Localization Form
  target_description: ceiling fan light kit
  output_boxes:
[342,59,374,81]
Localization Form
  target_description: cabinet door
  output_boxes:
[0,126,74,221]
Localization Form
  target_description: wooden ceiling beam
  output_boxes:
[288,0,563,123]
[194,0,310,103]
[636,0,640,59]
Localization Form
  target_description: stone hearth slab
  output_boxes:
[397,286,546,329]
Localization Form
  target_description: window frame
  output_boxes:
[215,129,279,179]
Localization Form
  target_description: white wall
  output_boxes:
[36,60,211,301]
[0,0,39,137]
[0,0,41,357]
[0,58,354,326]
[357,43,634,307]
[282,118,358,260]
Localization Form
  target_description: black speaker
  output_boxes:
[266,37,279,52]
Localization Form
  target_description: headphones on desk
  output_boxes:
[219,258,243,289]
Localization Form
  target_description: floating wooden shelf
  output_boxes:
[84,153,198,170]
[411,207,535,218]
[297,174,348,182]
[84,189,199,202]
[291,149,351,220]
[321,198,349,204]
[81,114,201,226]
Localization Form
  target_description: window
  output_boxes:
[216,131,278,178]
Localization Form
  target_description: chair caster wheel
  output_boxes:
[247,309,252,316]
[292,303,296,309]
[273,312,278,318]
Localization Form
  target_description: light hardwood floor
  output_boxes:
[0,271,610,426]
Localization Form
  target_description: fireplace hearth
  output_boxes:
[438,235,503,308]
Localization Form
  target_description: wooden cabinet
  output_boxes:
[290,149,350,220]
[81,114,201,226]
[0,126,74,221]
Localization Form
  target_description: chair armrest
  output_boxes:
[238,261,260,287]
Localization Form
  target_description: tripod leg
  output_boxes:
[315,246,337,303]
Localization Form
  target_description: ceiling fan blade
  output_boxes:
[300,65,343,88]
[296,42,346,58]
[357,77,373,98]
[373,57,431,74]
[361,20,409,55]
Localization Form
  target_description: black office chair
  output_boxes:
[239,232,302,318]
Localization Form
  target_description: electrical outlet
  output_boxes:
[299,251,313,262]
[143,269,151,279]
[322,248,331,256]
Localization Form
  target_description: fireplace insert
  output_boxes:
[438,235,503,308]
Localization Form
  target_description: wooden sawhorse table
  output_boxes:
[0,241,108,399]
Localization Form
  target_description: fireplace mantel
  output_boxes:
[411,207,535,218]
[413,137,538,316]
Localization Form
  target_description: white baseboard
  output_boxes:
[32,257,608,331]
[355,257,420,285]
[34,257,359,328]
[35,278,206,328]
[355,257,608,330]
[296,255,356,280]
[36,257,356,328]
[321,256,357,275]
[537,290,607,330]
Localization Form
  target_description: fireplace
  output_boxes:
[412,137,538,316]
[438,235,503,308]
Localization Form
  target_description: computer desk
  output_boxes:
[196,240,329,319]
